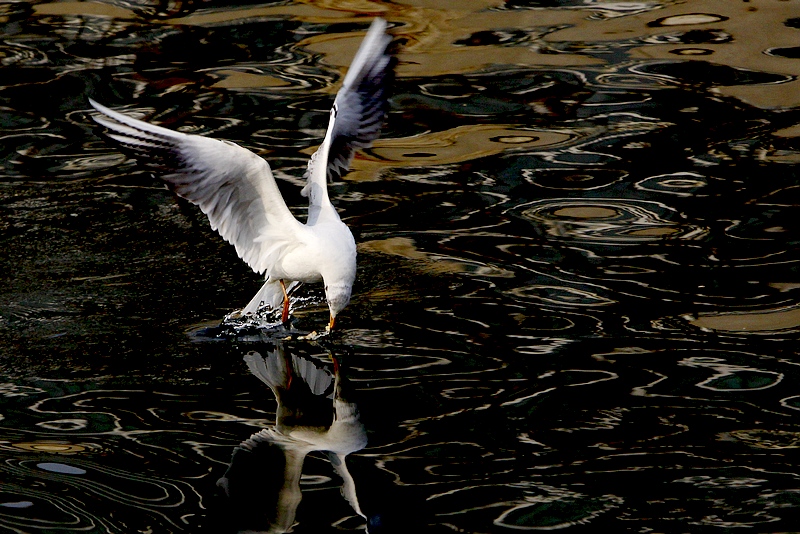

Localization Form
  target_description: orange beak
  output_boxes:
[328,315,336,331]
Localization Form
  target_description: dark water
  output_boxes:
[3,1,800,532]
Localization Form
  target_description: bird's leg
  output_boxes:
[280,279,290,323]
[283,350,293,389]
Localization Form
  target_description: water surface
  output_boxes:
[2,0,800,532]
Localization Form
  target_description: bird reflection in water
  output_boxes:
[216,343,366,532]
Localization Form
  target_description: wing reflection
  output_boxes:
[217,343,366,533]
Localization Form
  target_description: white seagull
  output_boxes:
[90,18,393,330]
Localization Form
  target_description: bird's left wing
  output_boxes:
[303,18,394,224]
[89,99,305,275]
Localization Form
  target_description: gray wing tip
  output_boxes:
[340,17,393,89]
[368,17,388,35]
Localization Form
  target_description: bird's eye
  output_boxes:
[325,285,329,292]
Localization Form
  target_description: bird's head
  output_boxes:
[325,281,352,330]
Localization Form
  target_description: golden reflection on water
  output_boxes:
[158,0,800,108]
[210,71,292,90]
[29,0,800,110]
[33,2,136,19]
[162,0,602,75]
[548,0,800,108]
[165,2,372,26]
[312,125,572,181]
[770,282,800,292]
[360,236,514,277]
[688,306,800,333]
[552,206,618,219]
[28,0,800,111]
[9,442,87,454]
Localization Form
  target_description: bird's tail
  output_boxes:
[240,279,284,316]
[239,279,300,316]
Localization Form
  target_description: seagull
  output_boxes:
[89,18,393,330]
[217,347,366,529]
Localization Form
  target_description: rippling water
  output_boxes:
[3,0,800,532]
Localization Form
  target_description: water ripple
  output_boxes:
[511,198,709,244]
[4,1,800,532]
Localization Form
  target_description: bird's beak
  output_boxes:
[328,314,336,331]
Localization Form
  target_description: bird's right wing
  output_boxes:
[325,18,393,180]
[302,18,393,224]
[89,99,305,275]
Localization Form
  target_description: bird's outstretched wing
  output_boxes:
[89,99,304,275]
[303,18,393,224]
